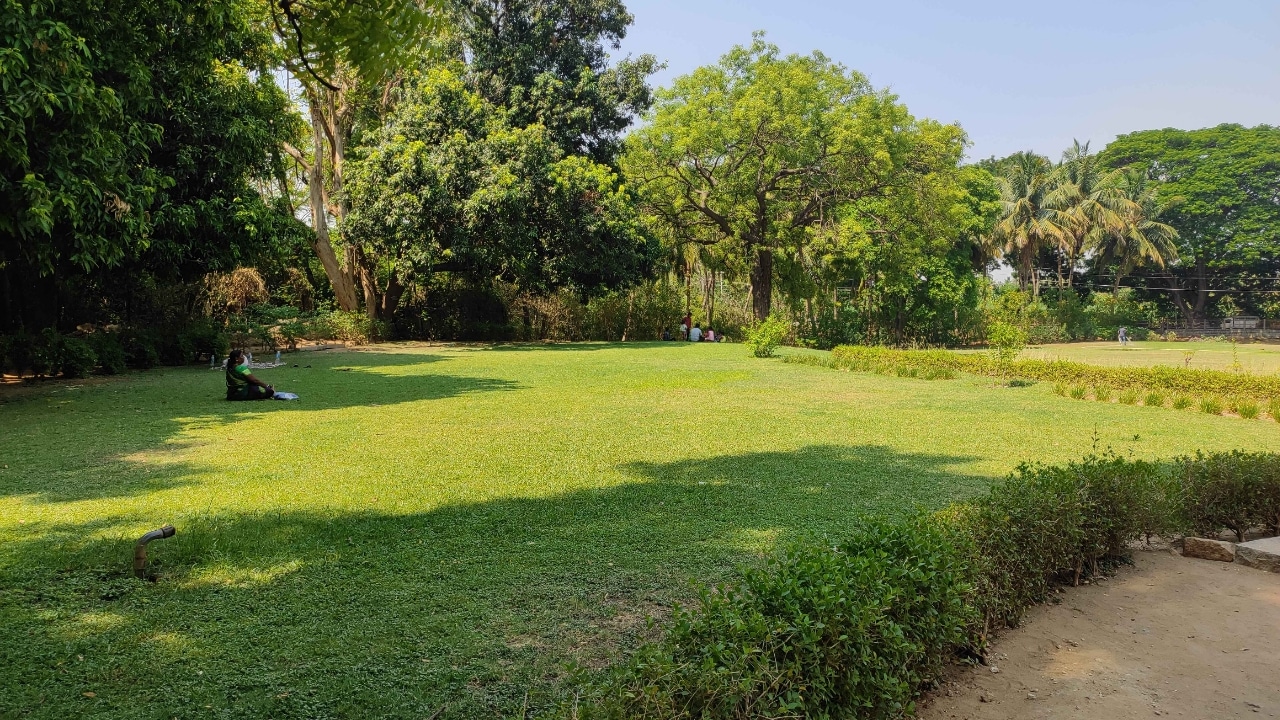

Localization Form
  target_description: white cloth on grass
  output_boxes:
[272,392,300,401]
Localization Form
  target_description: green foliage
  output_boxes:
[56,336,98,379]
[1235,398,1260,420]
[1118,388,1139,405]
[1053,381,1068,397]
[1094,385,1113,402]
[344,66,657,302]
[828,345,1280,401]
[1176,451,1280,540]
[88,332,127,375]
[986,321,1026,378]
[1270,398,1280,421]
[1069,384,1088,400]
[1101,125,1280,322]
[1199,396,1224,415]
[1144,391,1165,408]
[313,311,389,345]
[579,516,972,720]
[1172,395,1193,410]
[744,316,789,358]
[623,34,979,322]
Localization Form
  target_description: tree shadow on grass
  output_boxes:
[471,341,694,353]
[0,444,990,720]
[0,348,519,503]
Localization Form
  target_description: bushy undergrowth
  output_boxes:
[744,316,790,358]
[572,450,1280,719]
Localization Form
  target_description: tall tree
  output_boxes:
[269,0,452,316]
[992,151,1061,297]
[1044,141,1128,289]
[457,0,659,167]
[1100,124,1280,321]
[1090,167,1179,296]
[624,36,943,321]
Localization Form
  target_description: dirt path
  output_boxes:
[919,548,1280,720]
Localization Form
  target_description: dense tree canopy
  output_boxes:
[1,0,302,331]
[343,67,656,312]
[624,36,987,323]
[1100,124,1280,321]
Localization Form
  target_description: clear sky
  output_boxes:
[612,0,1280,162]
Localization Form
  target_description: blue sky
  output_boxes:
[612,0,1280,162]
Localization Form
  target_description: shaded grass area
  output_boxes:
[2,342,1277,719]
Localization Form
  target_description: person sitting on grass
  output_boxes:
[225,348,275,401]
[689,324,703,342]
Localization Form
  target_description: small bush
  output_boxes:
[1269,397,1280,421]
[1053,381,1067,397]
[922,366,957,380]
[88,333,127,375]
[744,315,789,358]
[1176,451,1280,541]
[57,336,98,378]
[1118,388,1139,405]
[121,331,160,369]
[319,311,387,345]
[1236,398,1260,419]
[1144,390,1165,408]
[1199,396,1224,415]
[1069,384,1088,399]
[1172,394,1193,410]
[1094,385,1113,402]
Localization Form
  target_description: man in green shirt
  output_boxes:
[225,349,275,401]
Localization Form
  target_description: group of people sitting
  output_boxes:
[662,313,722,342]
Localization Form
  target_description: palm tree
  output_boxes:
[1044,141,1130,288]
[994,152,1062,297]
[1091,168,1180,295]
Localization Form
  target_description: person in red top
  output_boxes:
[681,311,692,340]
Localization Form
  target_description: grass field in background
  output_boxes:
[2,342,1278,719]
[1008,340,1280,373]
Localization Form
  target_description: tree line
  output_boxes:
[4,1,1278,347]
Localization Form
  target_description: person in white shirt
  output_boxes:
[689,324,703,342]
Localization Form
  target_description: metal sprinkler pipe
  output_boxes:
[133,525,175,579]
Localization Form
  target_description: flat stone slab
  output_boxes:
[1236,536,1280,573]
[1183,536,1236,562]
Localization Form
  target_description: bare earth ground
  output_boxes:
[919,549,1280,720]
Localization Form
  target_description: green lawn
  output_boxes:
[1012,339,1280,373]
[2,342,1277,719]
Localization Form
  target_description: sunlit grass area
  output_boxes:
[3,342,1277,718]
[1012,340,1280,373]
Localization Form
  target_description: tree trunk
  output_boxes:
[306,99,359,312]
[749,246,773,321]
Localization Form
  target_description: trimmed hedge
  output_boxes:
[574,451,1279,719]
[827,345,1280,400]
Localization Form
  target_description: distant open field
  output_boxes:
[992,340,1280,374]
[3,342,1277,718]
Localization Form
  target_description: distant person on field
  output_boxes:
[662,329,671,341]
[682,311,692,339]
[1118,326,1128,346]
[225,348,275,401]
[689,324,703,342]
[705,328,716,342]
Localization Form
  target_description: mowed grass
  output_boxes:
[2,342,1277,719]
[1014,340,1280,373]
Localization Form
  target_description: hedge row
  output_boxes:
[828,345,1280,399]
[0,325,228,378]
[572,451,1280,719]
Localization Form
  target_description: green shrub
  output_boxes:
[896,365,920,378]
[1270,397,1280,421]
[581,516,970,720]
[1118,388,1139,405]
[1094,385,1113,402]
[121,331,160,369]
[57,336,98,378]
[30,330,59,377]
[1069,384,1088,399]
[922,366,957,380]
[1172,394,1193,410]
[88,333,127,375]
[157,332,197,366]
[318,311,387,345]
[1053,381,1068,397]
[1199,396,1224,415]
[1176,451,1280,541]
[1143,391,1165,408]
[1236,398,1260,420]
[744,315,789,358]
